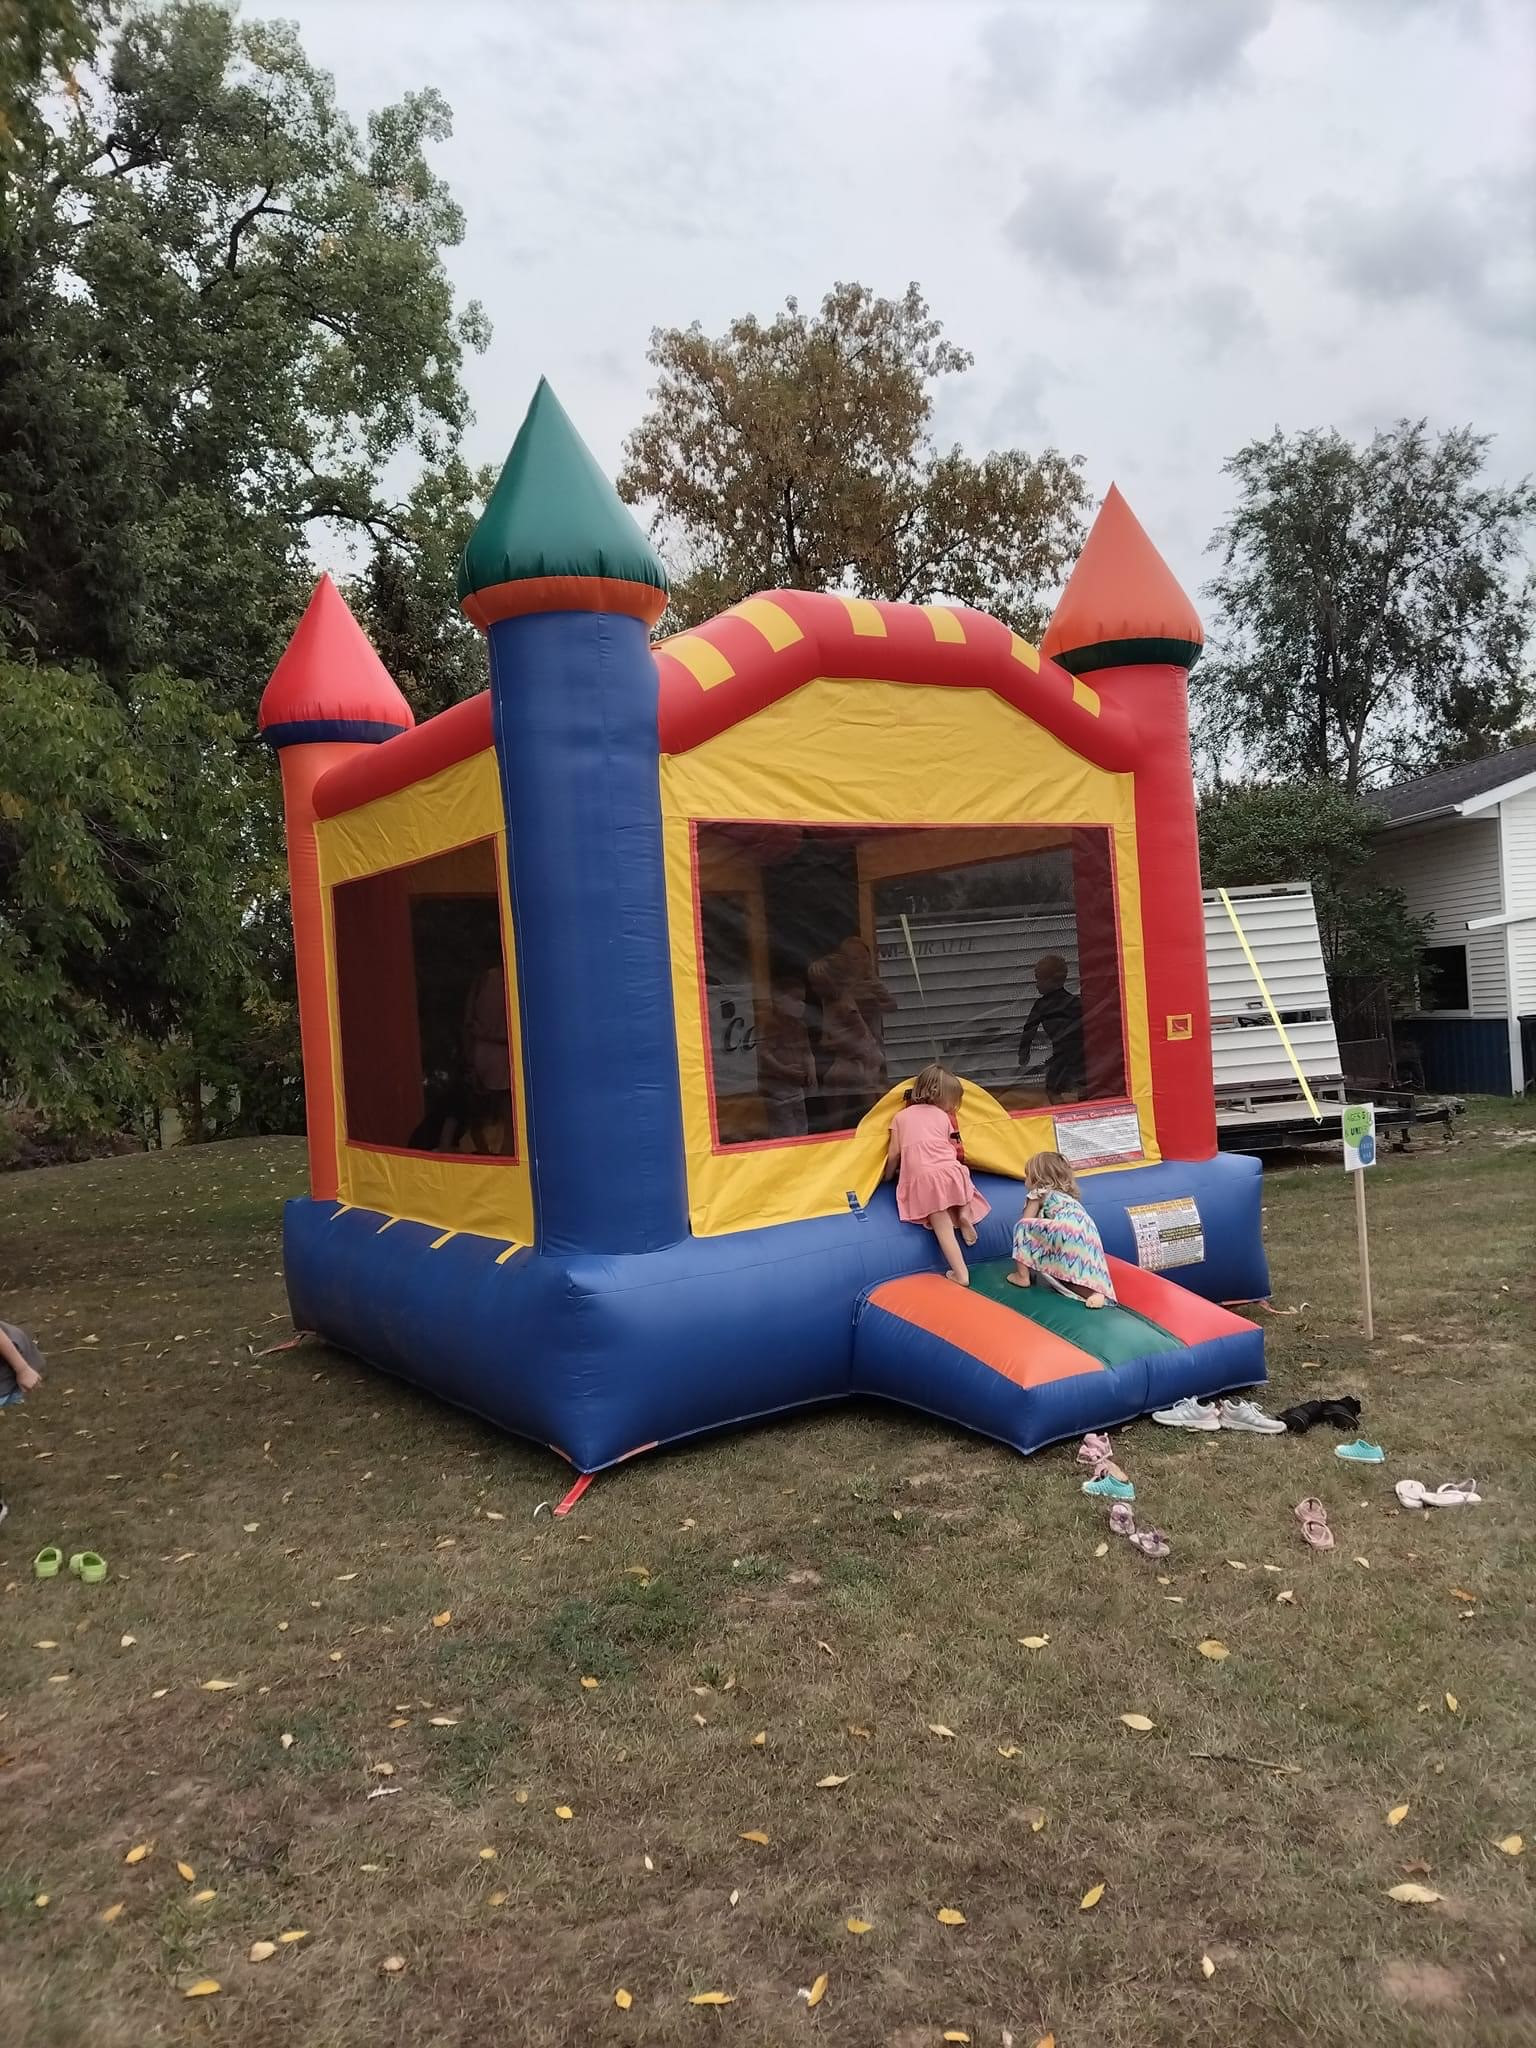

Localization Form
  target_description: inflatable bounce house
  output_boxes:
[259,380,1268,1493]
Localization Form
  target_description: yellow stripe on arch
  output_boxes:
[664,635,735,689]
[729,598,804,652]
[1009,633,1041,672]
[1072,677,1101,716]
[922,604,967,644]
[837,595,888,638]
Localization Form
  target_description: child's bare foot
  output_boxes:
[1085,1292,1106,1309]
[945,1266,970,1286]
[1006,1269,1031,1288]
[959,1221,978,1247]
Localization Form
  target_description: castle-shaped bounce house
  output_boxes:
[259,381,1268,1486]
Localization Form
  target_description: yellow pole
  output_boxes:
[1217,887,1321,1120]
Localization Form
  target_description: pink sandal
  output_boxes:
[1294,1497,1334,1550]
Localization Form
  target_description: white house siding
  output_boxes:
[1364,817,1508,1015]
[1500,789,1536,1014]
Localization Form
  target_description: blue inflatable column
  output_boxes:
[488,611,687,1255]
[459,378,687,1258]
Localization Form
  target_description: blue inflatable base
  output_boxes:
[283,1154,1269,1472]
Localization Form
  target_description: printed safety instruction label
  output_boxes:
[1127,1196,1205,1271]
[1051,1103,1145,1170]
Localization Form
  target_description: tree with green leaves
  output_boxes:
[1,1,488,1138]
[618,281,1089,635]
[1197,421,1536,793]
[1198,778,1427,1001]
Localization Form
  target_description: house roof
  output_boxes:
[1369,742,1536,827]
[258,575,414,748]
[1041,484,1203,678]
[457,378,669,630]
[653,589,1137,765]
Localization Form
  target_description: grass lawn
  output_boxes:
[2,1101,1533,2047]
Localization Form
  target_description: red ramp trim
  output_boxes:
[1104,1258,1255,1345]
[866,1275,1103,1391]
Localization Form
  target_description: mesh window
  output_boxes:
[332,839,517,1158]
[695,822,1128,1147]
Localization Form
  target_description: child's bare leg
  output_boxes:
[1006,1259,1032,1289]
[931,1210,969,1284]
[955,1203,978,1248]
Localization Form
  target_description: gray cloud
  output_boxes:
[969,5,1059,111]
[1003,165,1149,284]
[1100,0,1277,108]
[1313,173,1536,342]
[1181,282,1267,362]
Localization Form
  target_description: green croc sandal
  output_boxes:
[34,1545,63,1579]
[69,1550,108,1584]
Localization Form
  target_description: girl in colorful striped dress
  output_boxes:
[1009,1151,1114,1309]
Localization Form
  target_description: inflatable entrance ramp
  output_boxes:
[852,1257,1263,1455]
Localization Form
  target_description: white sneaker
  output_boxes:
[1151,1397,1221,1430]
[1218,1398,1287,1434]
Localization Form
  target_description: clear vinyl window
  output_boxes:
[694,822,1128,1148]
[332,838,518,1159]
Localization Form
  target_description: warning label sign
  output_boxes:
[1128,1196,1205,1272]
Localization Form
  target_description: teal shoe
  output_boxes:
[1335,1440,1385,1463]
[1082,1474,1135,1501]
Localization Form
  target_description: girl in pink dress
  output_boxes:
[884,1063,991,1285]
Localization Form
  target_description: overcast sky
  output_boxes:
[287,0,1536,604]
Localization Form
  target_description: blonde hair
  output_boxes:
[1025,1149,1080,1197]
[909,1062,963,1114]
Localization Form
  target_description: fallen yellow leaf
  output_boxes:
[614,1988,633,2009]
[380,1955,406,1973]
[806,1972,828,2009]
[1275,1590,1295,1605]
[176,1861,195,1882]
[927,1723,955,1739]
[479,1846,497,1860]
[487,1890,508,1906]
[32,1894,49,1908]
[751,1731,766,1747]
[1018,1635,1049,1650]
[943,2033,971,2044]
[278,1929,307,1944]
[183,1980,221,1998]
[1496,1834,1524,1856]
[1023,1807,1048,1833]
[816,1774,848,1789]
[34,1640,58,1649]
[579,1676,600,1690]
[554,1806,574,1822]
[1387,1804,1409,1827]
[689,1992,734,2005]
[279,1733,294,1750]
[846,1723,871,1739]
[845,1916,873,1935]
[1387,1882,1442,1904]
[1119,1714,1155,1732]
[998,1744,1022,1760]
[101,1903,124,1924]
[199,1679,238,1691]
[1094,1542,1109,1557]
[373,1761,396,1777]
[124,1843,152,1865]
[1080,1882,1105,1910]
[191,1889,216,1903]
[1445,1693,1459,1713]
[389,1716,409,1729]
[1197,1640,1230,1662]
[431,1610,451,1628]
[936,1906,966,1926]
[249,1941,277,1963]
[739,1830,770,1846]
[1200,1953,1216,1978]
[428,1715,458,1726]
